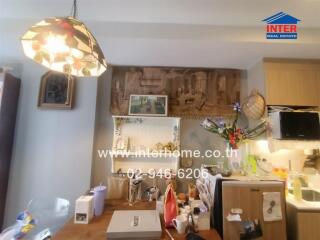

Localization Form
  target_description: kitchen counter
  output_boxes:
[53,200,221,240]
[286,191,320,240]
[226,175,320,210]
[225,174,282,181]
[226,175,320,207]
[286,191,320,211]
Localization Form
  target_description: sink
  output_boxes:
[289,189,320,202]
[301,189,320,201]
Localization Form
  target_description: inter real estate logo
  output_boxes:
[263,12,301,39]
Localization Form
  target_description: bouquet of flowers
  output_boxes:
[201,103,266,149]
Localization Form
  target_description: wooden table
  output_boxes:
[54,200,221,240]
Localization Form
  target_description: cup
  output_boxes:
[172,215,188,234]
[93,185,107,216]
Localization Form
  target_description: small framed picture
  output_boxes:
[129,95,168,116]
[38,71,75,109]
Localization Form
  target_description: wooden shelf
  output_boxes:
[112,115,181,120]
[111,116,181,173]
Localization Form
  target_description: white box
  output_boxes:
[198,212,211,230]
[74,195,94,224]
[106,210,162,239]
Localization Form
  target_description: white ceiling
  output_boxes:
[1,0,320,69]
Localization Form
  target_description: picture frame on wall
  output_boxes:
[129,95,168,116]
[38,71,75,109]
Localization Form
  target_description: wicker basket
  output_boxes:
[242,89,266,120]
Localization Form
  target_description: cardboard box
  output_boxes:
[106,210,162,239]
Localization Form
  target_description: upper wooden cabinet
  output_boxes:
[248,59,320,107]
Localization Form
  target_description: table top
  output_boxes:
[53,200,221,240]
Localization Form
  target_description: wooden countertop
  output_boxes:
[53,200,221,240]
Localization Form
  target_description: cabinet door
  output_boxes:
[222,182,287,240]
[0,74,4,107]
[297,212,320,240]
[265,68,319,106]
[0,74,20,230]
[222,185,261,240]
[0,80,3,107]
[258,185,287,240]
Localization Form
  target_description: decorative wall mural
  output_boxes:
[110,66,241,118]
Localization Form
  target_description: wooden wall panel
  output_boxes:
[110,66,241,118]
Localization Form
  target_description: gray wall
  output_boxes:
[4,61,97,226]
[91,68,113,186]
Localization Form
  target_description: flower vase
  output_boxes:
[226,143,245,174]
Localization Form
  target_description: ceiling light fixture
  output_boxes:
[21,0,107,77]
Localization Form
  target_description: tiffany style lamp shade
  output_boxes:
[21,17,107,77]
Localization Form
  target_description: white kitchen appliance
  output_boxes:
[74,195,94,224]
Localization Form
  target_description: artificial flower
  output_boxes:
[233,102,241,112]
[201,102,266,149]
[201,118,213,128]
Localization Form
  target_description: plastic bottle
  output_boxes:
[293,177,302,201]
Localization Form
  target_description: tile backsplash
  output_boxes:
[247,140,307,172]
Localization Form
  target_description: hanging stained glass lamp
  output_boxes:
[21,1,107,77]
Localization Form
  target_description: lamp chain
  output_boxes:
[70,0,78,18]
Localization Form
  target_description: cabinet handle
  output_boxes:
[251,188,260,192]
